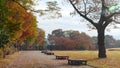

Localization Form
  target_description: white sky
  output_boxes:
[34,0,120,40]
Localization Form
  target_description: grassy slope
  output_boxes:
[53,50,120,68]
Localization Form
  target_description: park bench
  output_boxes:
[41,50,47,53]
[68,59,87,65]
[45,51,54,55]
[56,55,69,60]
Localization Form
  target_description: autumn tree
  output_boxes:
[68,0,120,58]
[71,32,95,50]
[48,29,94,50]
[0,0,38,52]
[10,0,61,47]
[0,0,19,57]
[0,0,61,53]
[37,28,45,46]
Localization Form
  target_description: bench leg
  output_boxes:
[68,60,71,65]
[84,61,87,65]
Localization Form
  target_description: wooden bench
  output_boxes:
[45,51,54,55]
[41,50,47,53]
[68,59,87,65]
[56,55,69,60]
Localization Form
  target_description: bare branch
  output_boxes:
[83,0,87,16]
[69,0,97,27]
[112,19,120,24]
[86,6,98,16]
[13,0,45,13]
[99,0,106,24]
[103,18,113,28]
[106,12,120,19]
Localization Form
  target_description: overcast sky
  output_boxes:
[34,0,120,40]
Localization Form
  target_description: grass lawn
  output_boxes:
[0,50,119,68]
[53,50,120,68]
[0,52,20,68]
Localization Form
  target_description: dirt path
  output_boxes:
[6,51,95,68]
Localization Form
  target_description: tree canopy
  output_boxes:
[48,29,95,50]
[68,0,120,58]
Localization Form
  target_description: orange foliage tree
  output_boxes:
[37,28,45,47]
[1,0,61,51]
[5,1,38,47]
[48,29,95,50]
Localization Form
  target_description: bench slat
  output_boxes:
[68,59,87,65]
[56,56,69,60]
[46,52,54,55]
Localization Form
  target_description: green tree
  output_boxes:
[0,28,9,58]
[68,0,120,58]
[0,0,37,51]
[0,0,10,50]
[0,30,9,48]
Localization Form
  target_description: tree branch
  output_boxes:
[69,0,97,27]
[106,12,120,19]
[99,0,106,25]
[83,0,87,16]
[13,0,30,11]
[112,19,120,24]
[85,7,95,16]
[103,18,112,28]
[13,0,44,13]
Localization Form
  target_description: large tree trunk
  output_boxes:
[97,27,106,58]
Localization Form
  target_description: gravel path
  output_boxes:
[6,51,95,68]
